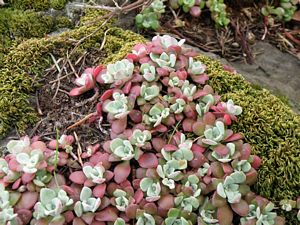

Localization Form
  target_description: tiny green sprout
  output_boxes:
[198,162,210,177]
[202,121,225,146]
[157,160,184,189]
[110,138,138,160]
[150,52,176,69]
[83,165,106,184]
[170,99,186,114]
[143,103,170,127]
[136,212,156,225]
[114,218,126,225]
[74,187,101,217]
[104,92,130,119]
[34,188,74,220]
[217,171,246,203]
[102,59,134,84]
[113,189,129,212]
[174,194,200,212]
[16,149,44,174]
[184,174,201,197]
[212,143,235,163]
[279,199,296,212]
[130,129,152,147]
[140,84,160,101]
[33,169,52,187]
[188,57,206,75]
[181,81,197,100]
[151,0,165,14]
[140,63,157,82]
[140,177,161,202]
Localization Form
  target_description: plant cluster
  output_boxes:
[1,35,296,225]
[261,0,299,23]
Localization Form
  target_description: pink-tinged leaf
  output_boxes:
[203,176,212,184]
[8,158,19,171]
[158,194,174,211]
[15,192,38,210]
[244,192,256,205]
[111,117,127,134]
[125,204,139,219]
[212,191,227,208]
[176,70,188,80]
[222,163,233,175]
[245,168,257,185]
[151,138,166,152]
[223,64,236,74]
[151,124,168,133]
[134,189,144,204]
[193,90,208,99]
[114,161,131,184]
[69,87,87,97]
[72,218,86,225]
[132,179,140,190]
[225,133,244,142]
[203,112,216,125]
[90,153,111,170]
[274,216,286,225]
[214,145,229,157]
[31,141,47,151]
[122,81,132,94]
[157,68,169,76]
[163,115,176,126]
[217,205,233,225]
[81,212,95,224]
[63,211,74,223]
[183,118,195,132]
[144,202,158,215]
[192,144,206,153]
[93,65,104,79]
[251,155,262,170]
[192,121,205,136]
[163,144,177,152]
[36,219,49,225]
[127,53,138,61]
[138,153,158,169]
[190,6,201,17]
[223,114,232,126]
[183,104,197,119]
[211,162,224,178]
[130,85,141,97]
[139,56,151,64]
[48,140,57,149]
[91,221,106,225]
[69,171,86,185]
[240,143,251,160]
[93,184,107,198]
[231,199,249,216]
[12,178,21,190]
[100,89,113,102]
[191,74,209,84]
[104,170,114,181]
[62,185,75,196]
[189,151,207,168]
[95,207,118,222]
[129,110,142,123]
[136,168,146,179]
[16,209,32,225]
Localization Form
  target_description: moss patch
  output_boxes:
[7,0,67,11]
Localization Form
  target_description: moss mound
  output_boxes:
[7,0,67,11]
[0,9,299,223]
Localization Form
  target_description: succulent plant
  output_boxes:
[217,171,246,203]
[16,149,44,174]
[221,99,242,116]
[140,177,161,201]
[104,92,130,119]
[157,160,184,189]
[113,189,129,211]
[74,186,101,217]
[82,164,106,184]
[141,63,157,82]
[188,57,206,75]
[240,202,277,225]
[6,136,30,155]
[174,194,200,212]
[140,84,160,101]
[181,80,197,101]
[206,0,230,26]
[143,103,170,127]
[110,138,138,161]
[183,174,201,197]
[136,212,156,225]
[202,121,225,146]
[233,159,252,173]
[164,208,192,225]
[199,208,219,224]
[0,158,9,177]
[0,207,17,224]
[33,169,52,187]
[150,52,177,69]
[170,99,186,114]
[129,129,152,147]
[101,59,134,84]
[154,35,186,50]
[198,162,210,177]
[211,143,235,163]
[279,199,296,212]
[168,76,181,87]
[114,218,126,225]
[196,94,214,117]
[33,188,73,221]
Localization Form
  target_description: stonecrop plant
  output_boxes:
[0,34,296,225]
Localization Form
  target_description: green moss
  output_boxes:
[8,0,50,11]
[50,0,67,10]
